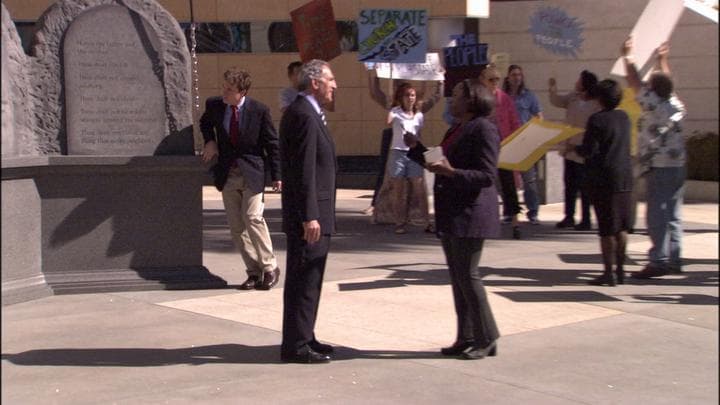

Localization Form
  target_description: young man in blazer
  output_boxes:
[200,67,282,291]
[279,59,338,364]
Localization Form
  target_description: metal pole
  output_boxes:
[189,0,202,154]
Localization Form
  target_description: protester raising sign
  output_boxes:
[291,0,341,62]
[358,9,428,63]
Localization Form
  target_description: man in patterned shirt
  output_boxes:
[621,36,687,278]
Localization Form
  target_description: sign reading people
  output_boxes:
[358,9,428,63]
[442,34,487,97]
[528,6,584,58]
[291,0,341,62]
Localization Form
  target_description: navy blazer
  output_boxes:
[199,96,281,192]
[279,95,337,236]
[433,117,501,239]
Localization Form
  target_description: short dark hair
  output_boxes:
[649,72,674,100]
[593,79,623,110]
[287,61,303,76]
[463,78,495,118]
[580,70,598,93]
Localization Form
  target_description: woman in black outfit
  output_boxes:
[576,79,633,286]
[407,78,501,359]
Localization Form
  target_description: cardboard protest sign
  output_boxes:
[291,0,341,62]
[684,0,719,23]
[528,6,584,58]
[498,118,584,171]
[374,53,444,80]
[610,0,684,77]
[358,9,428,63]
[442,34,487,97]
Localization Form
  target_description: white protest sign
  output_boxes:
[610,0,685,77]
[374,53,444,80]
[684,0,718,23]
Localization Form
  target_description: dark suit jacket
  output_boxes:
[200,96,281,192]
[279,95,337,236]
[433,118,501,239]
[576,109,633,192]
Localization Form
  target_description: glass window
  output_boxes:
[180,22,251,53]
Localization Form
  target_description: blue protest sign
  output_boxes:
[528,6,584,58]
[357,9,428,63]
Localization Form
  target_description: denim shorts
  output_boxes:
[389,149,424,178]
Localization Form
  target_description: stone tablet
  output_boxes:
[64,5,166,155]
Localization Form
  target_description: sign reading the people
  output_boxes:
[291,0,341,62]
[358,8,428,63]
[528,6,584,58]
[442,34,487,97]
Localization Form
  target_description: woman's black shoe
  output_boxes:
[615,269,625,285]
[461,341,497,360]
[588,273,616,287]
[440,341,473,356]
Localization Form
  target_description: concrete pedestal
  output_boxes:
[1,156,226,305]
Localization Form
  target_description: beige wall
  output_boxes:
[5,0,718,155]
[480,0,719,136]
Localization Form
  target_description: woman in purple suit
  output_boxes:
[407,79,501,360]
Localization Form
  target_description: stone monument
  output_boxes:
[1,0,225,305]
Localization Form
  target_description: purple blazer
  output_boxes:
[433,117,501,239]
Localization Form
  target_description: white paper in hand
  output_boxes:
[423,147,445,164]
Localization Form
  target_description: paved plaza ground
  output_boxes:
[2,188,718,404]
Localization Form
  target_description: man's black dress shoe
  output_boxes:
[258,268,280,290]
[238,275,260,290]
[461,341,497,360]
[440,341,474,356]
[309,340,334,355]
[281,347,331,364]
[555,217,575,229]
[588,273,616,287]
[574,222,591,231]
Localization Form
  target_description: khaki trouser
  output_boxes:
[221,167,277,276]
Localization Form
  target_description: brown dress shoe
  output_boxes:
[238,275,260,290]
[258,268,280,290]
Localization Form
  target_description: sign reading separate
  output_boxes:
[358,8,428,63]
[291,0,341,62]
[498,118,584,172]
[374,52,444,80]
[442,34,487,97]
[528,6,584,58]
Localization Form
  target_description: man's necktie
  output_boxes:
[319,109,327,126]
[229,105,239,146]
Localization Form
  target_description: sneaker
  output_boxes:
[631,264,669,279]
[527,216,540,225]
[394,226,407,234]
[361,206,374,215]
[501,215,512,224]
[555,217,575,228]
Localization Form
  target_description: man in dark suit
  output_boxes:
[279,59,338,364]
[200,67,282,291]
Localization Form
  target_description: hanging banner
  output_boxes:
[374,53,444,80]
[442,34,487,97]
[291,0,342,62]
[528,6,584,58]
[358,9,428,63]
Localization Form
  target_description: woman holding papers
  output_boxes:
[406,79,501,360]
[575,79,633,286]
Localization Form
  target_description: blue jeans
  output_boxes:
[645,166,685,266]
[522,165,540,218]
